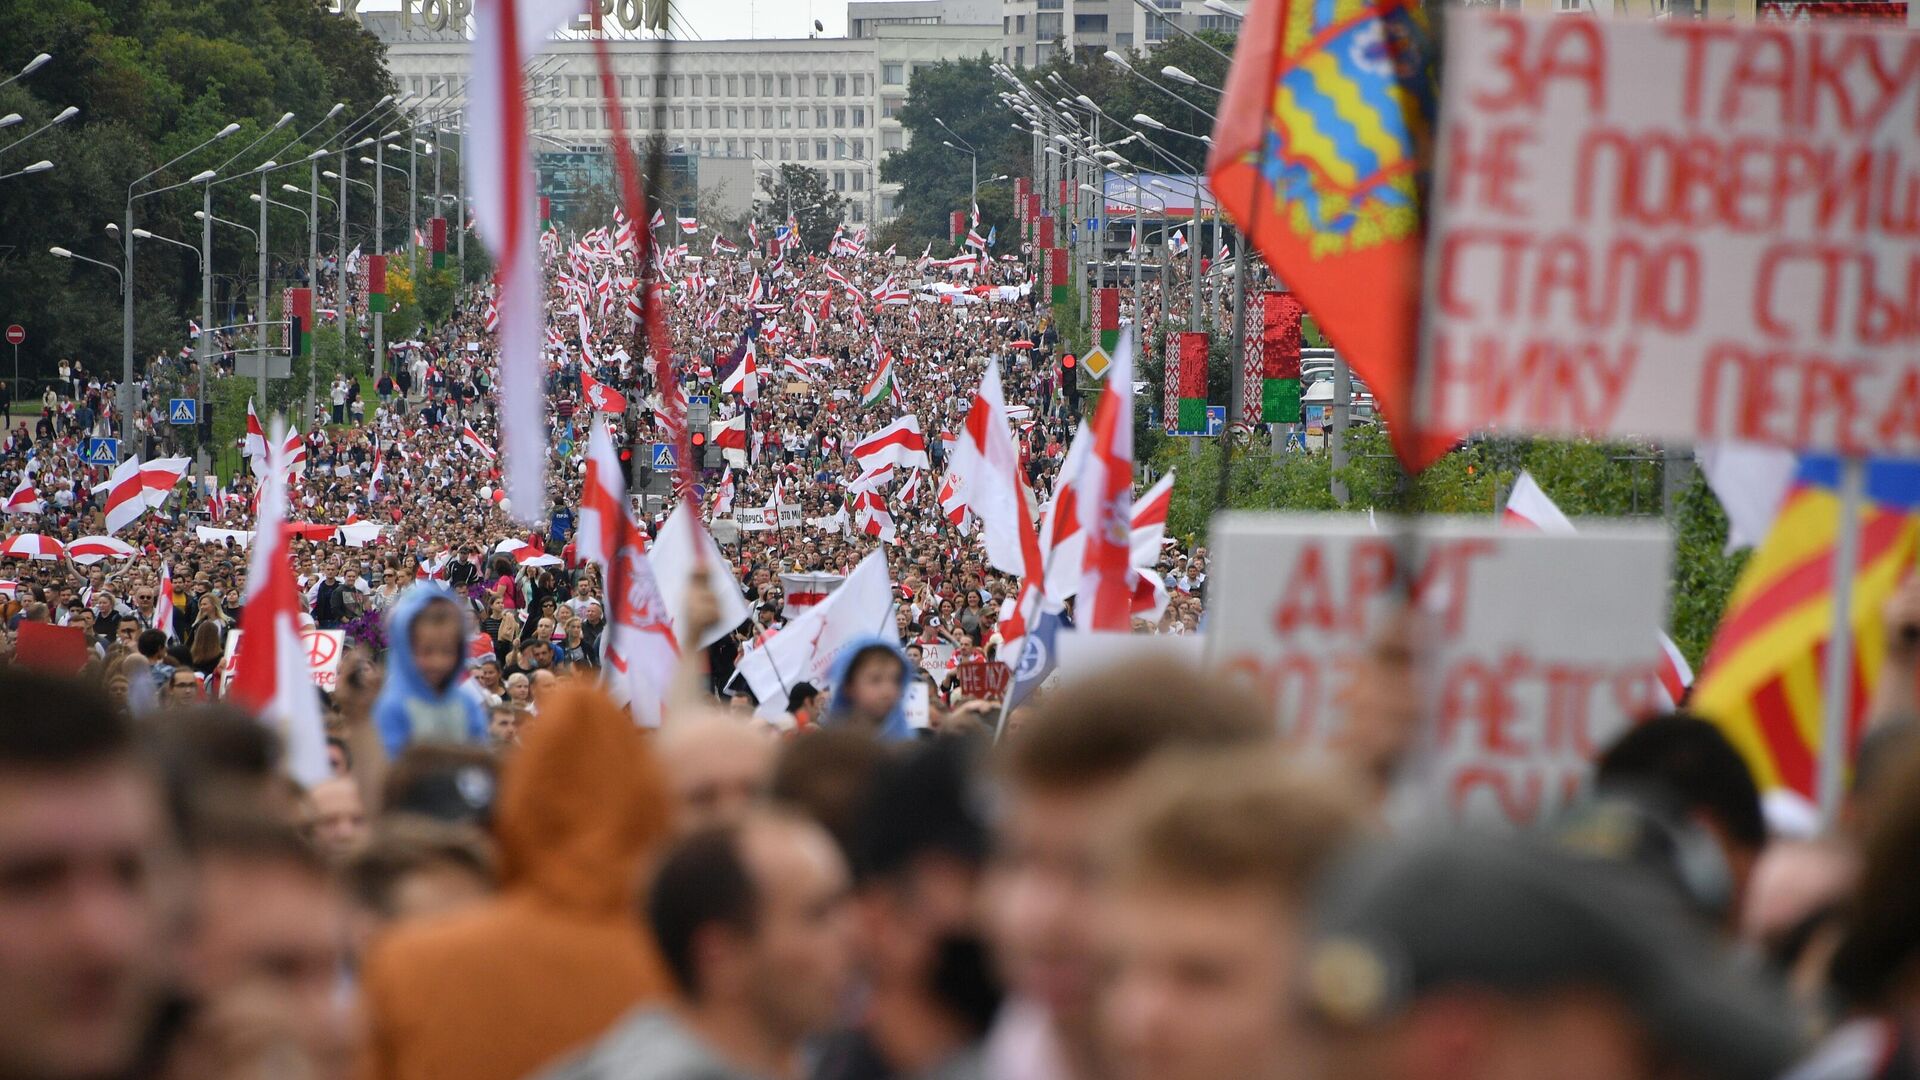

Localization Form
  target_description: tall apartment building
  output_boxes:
[366,0,997,224]
[997,0,1241,68]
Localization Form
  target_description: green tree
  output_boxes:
[753,164,845,253]
[1029,33,1233,178]
[0,0,397,393]
[879,55,1024,251]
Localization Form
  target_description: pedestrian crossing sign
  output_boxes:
[82,438,119,465]
[169,398,198,425]
[651,442,677,470]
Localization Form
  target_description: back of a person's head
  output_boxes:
[137,628,167,660]
[1109,747,1366,901]
[1002,658,1273,791]
[646,821,759,1001]
[0,667,131,771]
[345,817,496,920]
[1830,740,1920,1008]
[1596,713,1766,852]
[770,728,893,860]
[383,742,499,827]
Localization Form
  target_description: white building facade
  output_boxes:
[366,0,997,224]
[995,0,1241,68]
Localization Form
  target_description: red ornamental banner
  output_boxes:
[1048,248,1069,286]
[366,254,389,314]
[1179,331,1210,400]
[1242,290,1268,427]
[1016,177,1032,240]
[429,216,447,253]
[1037,215,1054,249]
[1095,287,1119,332]
[950,210,965,242]
[1058,180,1070,212]
[1026,193,1041,224]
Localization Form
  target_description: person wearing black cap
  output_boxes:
[1297,833,1804,1080]
[812,739,1001,1080]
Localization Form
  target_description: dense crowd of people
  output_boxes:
[5,218,1919,1080]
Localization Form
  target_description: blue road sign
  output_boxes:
[168,398,198,425]
[82,438,119,465]
[651,442,677,470]
[687,394,712,406]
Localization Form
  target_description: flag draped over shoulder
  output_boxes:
[1692,458,1920,817]
[1207,0,1451,471]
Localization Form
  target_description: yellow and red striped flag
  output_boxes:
[1692,458,1920,813]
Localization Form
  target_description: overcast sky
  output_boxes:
[357,0,852,40]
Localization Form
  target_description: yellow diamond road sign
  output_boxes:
[1082,345,1111,379]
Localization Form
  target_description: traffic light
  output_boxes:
[1062,353,1076,369]
[691,430,707,448]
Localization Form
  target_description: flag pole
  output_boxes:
[1818,454,1865,827]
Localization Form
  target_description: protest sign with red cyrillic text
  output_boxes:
[1204,514,1670,829]
[1422,13,1920,454]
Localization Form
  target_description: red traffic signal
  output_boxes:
[1062,354,1076,369]
[618,446,632,462]
[691,431,707,446]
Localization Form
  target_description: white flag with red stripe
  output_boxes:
[154,561,175,641]
[468,0,575,527]
[948,361,1045,639]
[851,414,928,472]
[579,420,678,727]
[1076,323,1136,630]
[141,456,191,509]
[3,477,43,515]
[244,399,269,477]
[103,456,148,536]
[780,571,844,619]
[721,339,760,405]
[460,425,498,461]
[1502,470,1694,709]
[650,502,752,650]
[710,466,736,518]
[282,432,307,478]
[227,420,329,786]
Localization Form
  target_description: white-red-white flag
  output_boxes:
[721,340,760,405]
[467,0,576,527]
[227,419,329,786]
[103,456,148,536]
[710,465,736,518]
[711,413,748,466]
[244,399,269,477]
[1502,470,1694,709]
[1076,323,1136,630]
[949,361,1045,638]
[1039,422,1093,601]
[282,432,308,477]
[460,425,498,461]
[778,571,844,619]
[3,477,43,515]
[578,419,678,727]
[141,456,191,509]
[154,561,175,640]
[851,414,928,472]
[733,548,894,719]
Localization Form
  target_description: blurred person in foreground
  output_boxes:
[1793,740,1920,1080]
[151,807,355,1080]
[1297,833,1801,1080]
[657,714,777,835]
[356,684,675,1080]
[981,659,1274,1080]
[539,809,855,1080]
[0,669,171,1080]
[813,738,1000,1080]
[1097,748,1365,1080]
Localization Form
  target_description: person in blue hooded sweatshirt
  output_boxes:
[820,635,917,741]
[374,583,488,756]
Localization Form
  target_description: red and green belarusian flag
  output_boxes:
[287,287,312,356]
[1262,292,1304,423]
[539,195,552,232]
[366,254,389,314]
[430,217,447,269]
[1095,287,1119,355]
[860,350,896,407]
[1178,330,1210,433]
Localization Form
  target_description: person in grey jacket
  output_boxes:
[540,810,856,1080]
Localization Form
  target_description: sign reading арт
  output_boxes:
[1205,515,1671,828]
[1423,13,1920,455]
